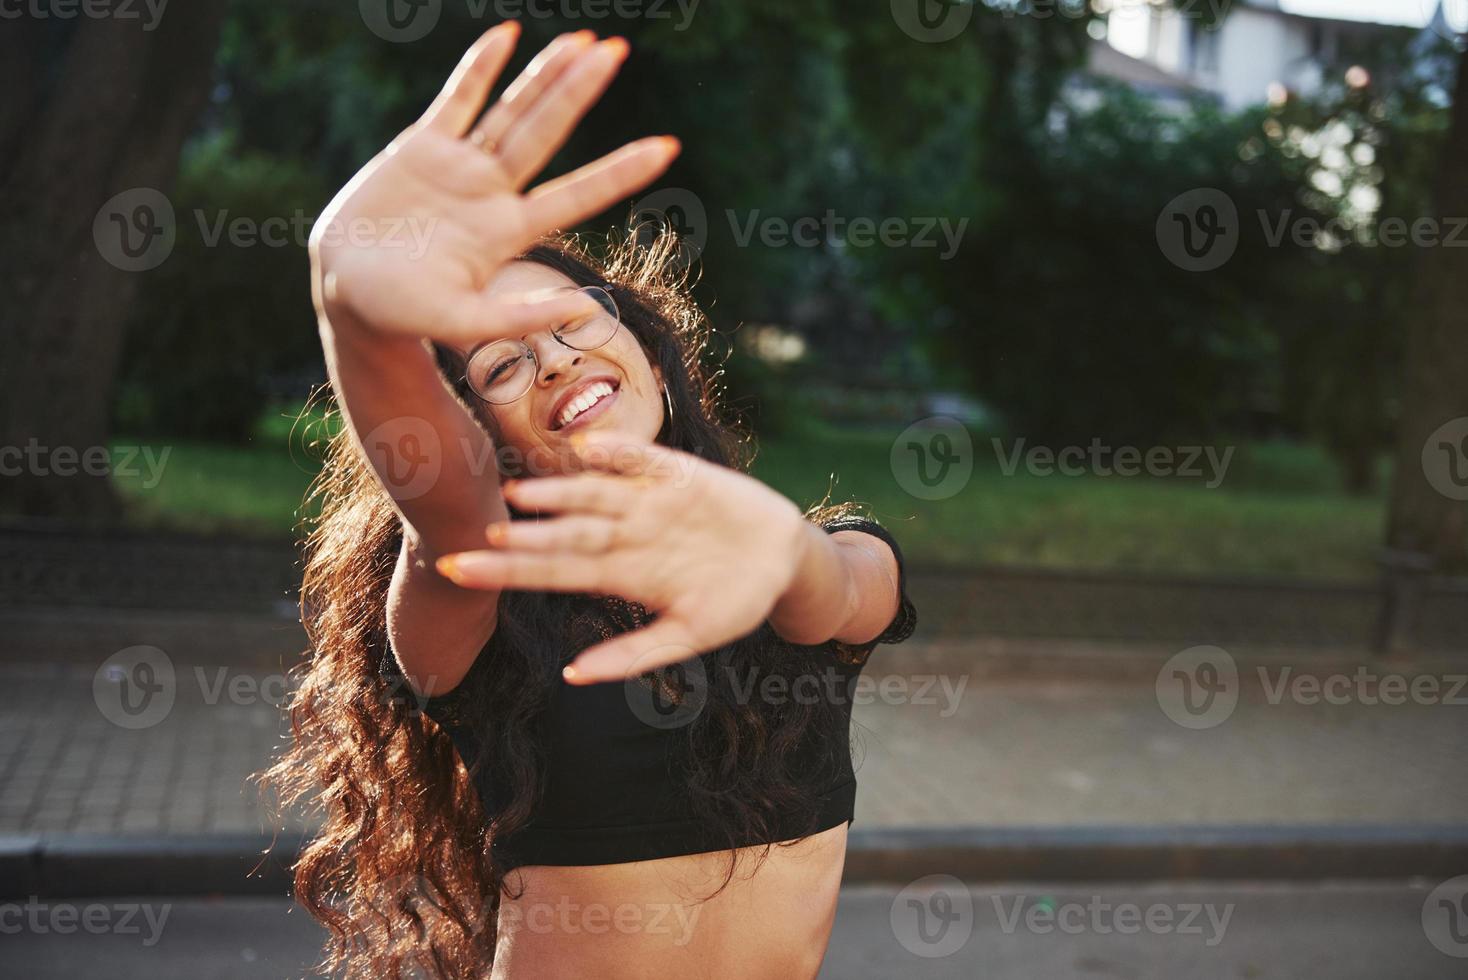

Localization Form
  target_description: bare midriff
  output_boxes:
[489,823,848,980]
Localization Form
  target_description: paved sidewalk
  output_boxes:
[4,645,1466,839]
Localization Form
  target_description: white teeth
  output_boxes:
[557,382,614,428]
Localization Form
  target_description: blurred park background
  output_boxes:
[3,0,1467,583]
[4,2,1468,977]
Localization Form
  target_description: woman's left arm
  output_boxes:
[435,430,903,683]
[765,521,901,648]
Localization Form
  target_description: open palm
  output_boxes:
[310,23,680,342]
[436,431,811,684]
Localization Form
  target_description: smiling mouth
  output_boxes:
[551,379,620,431]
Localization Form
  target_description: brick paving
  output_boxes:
[3,648,1466,838]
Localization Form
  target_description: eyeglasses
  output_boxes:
[465,286,620,405]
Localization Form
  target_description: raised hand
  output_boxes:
[309,22,680,343]
[434,430,813,684]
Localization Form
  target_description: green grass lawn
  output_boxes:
[111,416,1387,581]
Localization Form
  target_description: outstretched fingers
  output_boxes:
[419,22,522,137]
[495,37,631,189]
[436,549,605,594]
[468,30,594,148]
[563,616,703,684]
[524,136,681,235]
[430,286,607,346]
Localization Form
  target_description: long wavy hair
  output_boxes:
[262,222,867,979]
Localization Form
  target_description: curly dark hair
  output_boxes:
[262,222,868,979]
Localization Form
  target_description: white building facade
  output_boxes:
[1098,0,1438,109]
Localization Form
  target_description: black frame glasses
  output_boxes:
[464,286,620,405]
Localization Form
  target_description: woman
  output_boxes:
[267,23,916,980]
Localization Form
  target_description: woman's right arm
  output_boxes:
[318,313,507,699]
[309,23,679,696]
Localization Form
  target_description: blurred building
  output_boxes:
[1092,0,1440,109]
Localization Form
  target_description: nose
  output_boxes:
[531,333,583,386]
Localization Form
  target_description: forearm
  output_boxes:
[768,522,899,647]
[319,311,508,560]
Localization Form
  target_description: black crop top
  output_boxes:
[388,516,917,869]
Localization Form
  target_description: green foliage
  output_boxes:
[115,131,325,439]
[113,0,1451,487]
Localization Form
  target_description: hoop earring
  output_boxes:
[662,385,675,427]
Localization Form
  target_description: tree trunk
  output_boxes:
[0,3,224,522]
[1383,46,1468,571]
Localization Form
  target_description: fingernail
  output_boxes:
[502,478,519,494]
[602,37,630,61]
[655,135,681,157]
[562,664,579,682]
[486,522,508,546]
[495,20,520,37]
[569,432,588,450]
[436,555,463,582]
